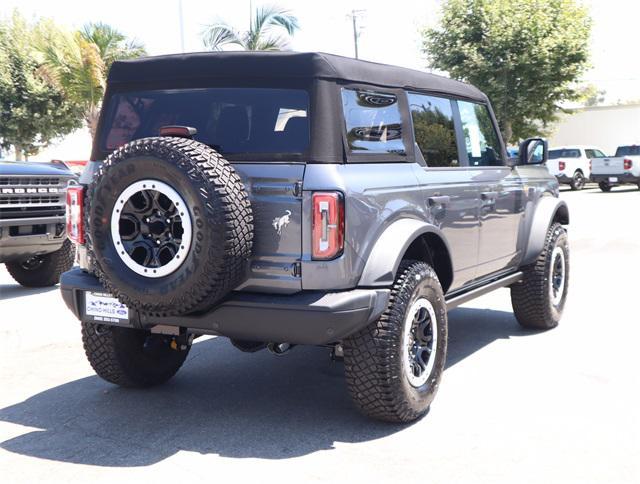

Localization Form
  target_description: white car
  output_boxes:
[546,145,607,190]
[591,144,640,192]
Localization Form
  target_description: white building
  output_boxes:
[548,103,640,155]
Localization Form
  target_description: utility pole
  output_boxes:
[348,10,366,59]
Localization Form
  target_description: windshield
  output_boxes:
[615,145,640,156]
[101,88,310,156]
[549,149,580,159]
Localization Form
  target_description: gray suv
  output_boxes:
[60,52,570,423]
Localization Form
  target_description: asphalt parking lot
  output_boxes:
[1,185,638,484]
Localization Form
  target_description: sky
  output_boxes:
[2,0,639,104]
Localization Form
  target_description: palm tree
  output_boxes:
[36,23,146,139]
[203,4,299,51]
[80,22,146,69]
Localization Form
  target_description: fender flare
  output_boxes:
[522,197,569,265]
[358,218,452,287]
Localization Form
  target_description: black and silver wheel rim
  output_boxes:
[110,179,192,278]
[402,297,438,387]
[20,256,43,271]
[574,173,585,189]
[549,246,566,306]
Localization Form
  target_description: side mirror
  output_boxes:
[515,138,547,166]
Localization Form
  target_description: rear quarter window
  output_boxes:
[341,88,406,155]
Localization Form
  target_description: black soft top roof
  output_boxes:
[107,51,487,102]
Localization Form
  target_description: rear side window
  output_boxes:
[341,89,405,155]
[549,149,581,159]
[615,145,640,156]
[102,88,309,155]
[408,93,459,167]
[457,101,502,166]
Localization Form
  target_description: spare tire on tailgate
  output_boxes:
[86,137,253,315]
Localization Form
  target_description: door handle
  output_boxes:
[428,195,450,207]
[481,191,498,201]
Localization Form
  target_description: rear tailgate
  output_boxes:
[591,157,625,175]
[232,163,304,294]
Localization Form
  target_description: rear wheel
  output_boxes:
[343,260,448,423]
[598,181,612,192]
[570,171,586,190]
[511,223,569,329]
[5,239,74,287]
[81,321,190,387]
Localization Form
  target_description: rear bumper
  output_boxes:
[0,216,66,263]
[60,268,390,345]
[555,174,573,184]
[591,173,640,184]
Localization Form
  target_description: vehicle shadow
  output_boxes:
[587,187,639,194]
[559,185,596,192]
[0,306,539,467]
[0,283,58,301]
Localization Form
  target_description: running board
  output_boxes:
[445,271,523,310]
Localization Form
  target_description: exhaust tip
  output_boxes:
[267,342,292,356]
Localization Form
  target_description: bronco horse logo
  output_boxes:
[272,210,292,236]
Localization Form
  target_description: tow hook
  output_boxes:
[330,343,344,362]
[170,333,194,351]
[267,342,293,356]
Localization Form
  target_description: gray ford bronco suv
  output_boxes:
[60,52,570,423]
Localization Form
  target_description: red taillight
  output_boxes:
[558,161,566,171]
[312,192,344,260]
[624,158,633,170]
[66,186,85,244]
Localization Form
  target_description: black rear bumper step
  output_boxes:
[60,268,390,345]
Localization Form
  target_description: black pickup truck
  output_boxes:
[0,161,75,286]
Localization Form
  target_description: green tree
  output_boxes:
[37,22,146,139]
[0,13,82,160]
[202,4,299,51]
[422,0,591,143]
[80,22,146,69]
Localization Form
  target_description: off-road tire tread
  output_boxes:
[343,260,446,423]
[510,223,568,329]
[5,239,74,287]
[81,321,189,387]
[85,137,253,315]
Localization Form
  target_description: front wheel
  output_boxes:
[598,181,612,192]
[343,260,448,423]
[570,171,586,190]
[81,321,190,387]
[5,239,74,287]
[510,223,569,329]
